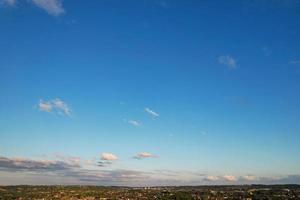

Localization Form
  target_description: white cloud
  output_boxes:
[1,0,16,6]
[205,175,219,181]
[128,120,141,127]
[31,0,65,16]
[218,55,237,69]
[52,98,71,116]
[37,98,72,116]
[223,175,237,181]
[242,175,257,181]
[134,152,155,160]
[145,107,159,117]
[38,100,53,113]
[101,153,118,161]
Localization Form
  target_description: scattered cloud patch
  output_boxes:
[54,154,81,166]
[101,153,118,161]
[31,0,65,16]
[242,175,257,181]
[223,175,237,181]
[204,175,219,181]
[134,152,156,160]
[38,98,72,116]
[145,107,159,117]
[203,175,300,184]
[218,55,237,69]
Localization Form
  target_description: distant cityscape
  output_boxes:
[0,185,299,199]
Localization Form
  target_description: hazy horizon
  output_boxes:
[1,0,300,186]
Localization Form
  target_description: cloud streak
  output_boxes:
[134,152,156,160]
[145,108,159,117]
[97,161,112,167]
[0,156,79,172]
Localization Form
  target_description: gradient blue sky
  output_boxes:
[1,0,300,186]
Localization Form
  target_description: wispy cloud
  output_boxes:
[1,0,65,16]
[101,153,118,161]
[128,120,141,127]
[38,98,72,116]
[1,0,16,6]
[145,107,159,117]
[218,55,237,69]
[31,0,65,16]
[51,98,71,116]
[133,152,156,160]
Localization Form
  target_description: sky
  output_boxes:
[0,0,300,186]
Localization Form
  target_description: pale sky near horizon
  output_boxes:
[1,0,300,186]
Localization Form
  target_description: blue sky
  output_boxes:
[1,0,300,186]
